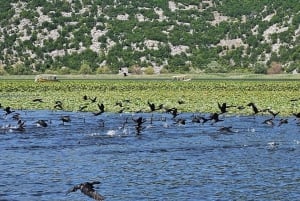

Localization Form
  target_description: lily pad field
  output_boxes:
[1,78,299,116]
[1,77,300,200]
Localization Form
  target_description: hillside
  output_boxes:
[0,0,299,75]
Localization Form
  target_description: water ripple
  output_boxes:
[0,110,299,200]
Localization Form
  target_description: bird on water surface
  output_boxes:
[60,115,71,125]
[66,181,104,201]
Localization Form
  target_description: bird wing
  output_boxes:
[66,184,81,194]
[81,183,104,201]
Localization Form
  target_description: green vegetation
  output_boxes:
[0,0,299,75]
[1,79,299,116]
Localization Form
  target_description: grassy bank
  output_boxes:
[0,78,299,116]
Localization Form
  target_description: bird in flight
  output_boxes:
[66,181,104,201]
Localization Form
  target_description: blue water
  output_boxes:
[0,110,300,201]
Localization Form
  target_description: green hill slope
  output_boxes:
[0,0,299,75]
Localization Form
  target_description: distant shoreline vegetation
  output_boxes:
[0,1,299,75]
[0,76,299,116]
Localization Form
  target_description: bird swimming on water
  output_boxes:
[66,181,104,201]
[4,106,14,115]
[60,115,71,125]
[36,120,48,127]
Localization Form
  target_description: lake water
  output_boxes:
[0,110,299,201]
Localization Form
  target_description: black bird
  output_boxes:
[191,115,201,123]
[93,103,105,116]
[78,105,88,112]
[83,95,89,101]
[247,102,260,114]
[199,116,211,124]
[293,112,300,118]
[147,101,156,112]
[90,97,97,103]
[175,118,186,125]
[36,120,48,127]
[4,106,14,115]
[32,98,43,102]
[132,116,146,127]
[61,115,71,125]
[147,101,163,112]
[267,109,280,119]
[262,118,274,126]
[166,107,179,118]
[218,102,228,114]
[12,113,21,120]
[278,118,288,127]
[66,181,104,201]
[178,100,185,104]
[98,103,105,112]
[132,116,146,135]
[11,119,26,132]
[115,101,123,107]
[218,126,234,133]
[54,100,63,110]
[210,113,223,123]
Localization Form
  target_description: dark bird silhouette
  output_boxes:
[262,118,274,126]
[66,181,104,201]
[191,115,201,123]
[210,113,223,123]
[278,118,288,127]
[83,95,89,101]
[32,98,43,102]
[93,103,105,116]
[11,119,26,132]
[61,115,71,125]
[166,107,179,118]
[78,105,88,112]
[147,101,156,112]
[247,102,260,114]
[12,113,21,120]
[218,126,234,133]
[115,101,123,107]
[4,106,14,115]
[267,109,280,119]
[36,120,48,127]
[191,115,210,124]
[218,102,231,114]
[290,98,300,102]
[90,97,97,103]
[147,101,163,112]
[175,118,186,125]
[54,100,63,110]
[133,116,146,127]
[132,116,146,135]
[199,116,211,124]
[293,112,300,118]
[178,100,185,104]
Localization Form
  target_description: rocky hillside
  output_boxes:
[0,0,299,74]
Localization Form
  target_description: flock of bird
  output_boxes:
[1,95,300,135]
[1,95,300,200]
